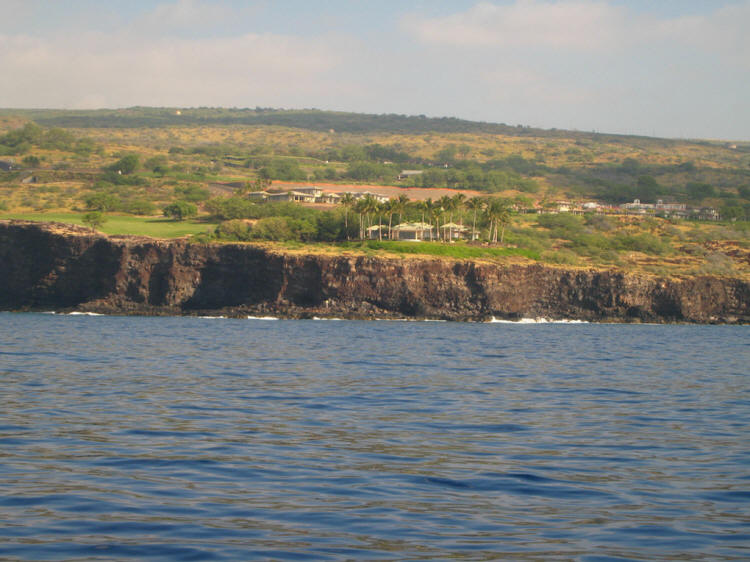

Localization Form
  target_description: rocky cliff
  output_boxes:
[1,220,748,323]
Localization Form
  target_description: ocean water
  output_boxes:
[0,313,748,561]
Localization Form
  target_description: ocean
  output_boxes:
[1,313,748,560]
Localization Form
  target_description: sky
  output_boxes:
[1,0,749,140]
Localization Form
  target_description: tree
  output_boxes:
[174,184,210,202]
[84,192,120,212]
[353,198,367,239]
[466,197,485,241]
[384,199,396,240]
[686,182,716,201]
[22,155,40,167]
[340,192,355,239]
[396,194,410,224]
[163,200,198,221]
[82,211,107,230]
[485,198,512,243]
[438,195,453,241]
[107,154,140,175]
[452,192,466,231]
[144,155,168,173]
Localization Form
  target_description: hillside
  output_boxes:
[0,107,748,279]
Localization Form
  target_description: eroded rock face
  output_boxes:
[1,220,748,323]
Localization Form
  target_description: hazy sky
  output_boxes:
[2,0,748,140]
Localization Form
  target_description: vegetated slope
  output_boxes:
[1,108,748,275]
[0,106,692,141]
[1,220,748,323]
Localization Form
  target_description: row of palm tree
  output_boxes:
[340,193,513,243]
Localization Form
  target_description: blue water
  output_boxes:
[0,313,748,561]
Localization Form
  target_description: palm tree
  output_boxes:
[422,198,435,241]
[430,200,443,242]
[438,195,454,241]
[485,198,512,244]
[340,192,354,240]
[376,200,386,241]
[384,199,396,240]
[362,194,379,238]
[397,194,410,224]
[353,198,367,239]
[466,196,485,241]
[452,193,466,238]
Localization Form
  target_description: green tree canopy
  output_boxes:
[163,200,198,221]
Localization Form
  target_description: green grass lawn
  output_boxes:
[0,212,218,238]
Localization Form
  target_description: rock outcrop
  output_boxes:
[1,220,748,323]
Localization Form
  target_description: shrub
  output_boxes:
[205,197,258,220]
[249,216,294,241]
[82,211,107,229]
[174,184,210,202]
[163,200,198,221]
[698,253,736,276]
[584,213,614,231]
[541,250,579,264]
[105,154,140,174]
[123,199,157,215]
[84,192,120,212]
[215,219,253,241]
[616,233,670,255]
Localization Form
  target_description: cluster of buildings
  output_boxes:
[548,199,721,221]
[245,186,390,205]
[366,222,472,241]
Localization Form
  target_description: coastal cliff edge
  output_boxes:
[1,220,748,323]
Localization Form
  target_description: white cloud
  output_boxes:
[0,1,748,139]
[406,0,750,58]
[138,0,245,32]
[405,0,628,50]
[0,31,347,108]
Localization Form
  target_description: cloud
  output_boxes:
[0,1,748,139]
[405,0,750,58]
[404,0,628,50]
[138,0,246,33]
[0,30,347,108]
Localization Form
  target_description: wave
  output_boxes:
[488,317,588,324]
[67,311,105,316]
[246,316,279,321]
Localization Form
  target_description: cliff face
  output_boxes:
[1,220,748,323]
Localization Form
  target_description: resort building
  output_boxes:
[391,222,434,241]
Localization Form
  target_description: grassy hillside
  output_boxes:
[1,108,748,278]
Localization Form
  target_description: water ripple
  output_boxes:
[0,314,748,560]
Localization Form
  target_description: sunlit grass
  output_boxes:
[0,212,217,238]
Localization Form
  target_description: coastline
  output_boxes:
[1,220,748,324]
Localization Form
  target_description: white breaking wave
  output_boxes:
[488,316,588,324]
[198,315,227,319]
[67,311,105,316]
[246,315,279,320]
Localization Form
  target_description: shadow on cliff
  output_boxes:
[0,225,122,309]
[181,245,287,310]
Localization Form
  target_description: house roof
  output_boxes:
[393,222,433,231]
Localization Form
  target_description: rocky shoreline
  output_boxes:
[1,220,748,324]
